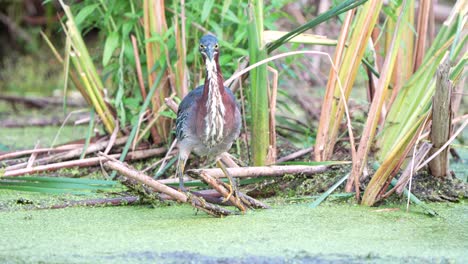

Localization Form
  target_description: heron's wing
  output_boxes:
[176,85,204,140]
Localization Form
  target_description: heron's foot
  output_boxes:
[216,160,241,204]
[178,183,189,193]
[222,183,234,203]
[221,181,243,206]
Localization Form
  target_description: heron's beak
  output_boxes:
[206,47,215,62]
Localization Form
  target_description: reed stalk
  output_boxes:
[314,0,383,162]
[363,1,466,205]
[248,0,269,165]
[143,0,174,144]
[59,0,116,135]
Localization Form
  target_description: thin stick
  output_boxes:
[26,142,40,169]
[417,118,468,170]
[164,97,179,113]
[0,144,83,161]
[276,147,314,163]
[396,142,432,194]
[131,35,147,99]
[237,67,251,163]
[267,66,278,164]
[104,122,120,155]
[49,109,89,148]
[225,51,336,86]
[165,7,209,34]
[155,140,178,174]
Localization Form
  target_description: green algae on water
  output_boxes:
[0,199,466,263]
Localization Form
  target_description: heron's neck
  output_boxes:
[203,58,226,146]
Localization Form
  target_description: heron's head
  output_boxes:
[199,35,219,62]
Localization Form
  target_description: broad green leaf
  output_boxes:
[102,31,120,66]
[201,0,215,22]
[75,4,99,26]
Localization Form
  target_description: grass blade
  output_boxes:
[310,173,350,208]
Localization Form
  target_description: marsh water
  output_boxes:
[0,194,467,263]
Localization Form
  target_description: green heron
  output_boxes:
[176,35,241,200]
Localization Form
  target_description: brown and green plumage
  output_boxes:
[176,35,241,192]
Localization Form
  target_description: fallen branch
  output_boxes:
[2,147,166,177]
[5,136,129,171]
[102,156,235,217]
[188,165,329,178]
[158,189,239,207]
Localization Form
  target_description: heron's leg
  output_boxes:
[176,155,188,192]
[216,160,239,202]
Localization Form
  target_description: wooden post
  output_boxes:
[428,56,453,177]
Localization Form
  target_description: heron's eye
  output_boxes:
[214,44,219,49]
[199,44,205,49]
